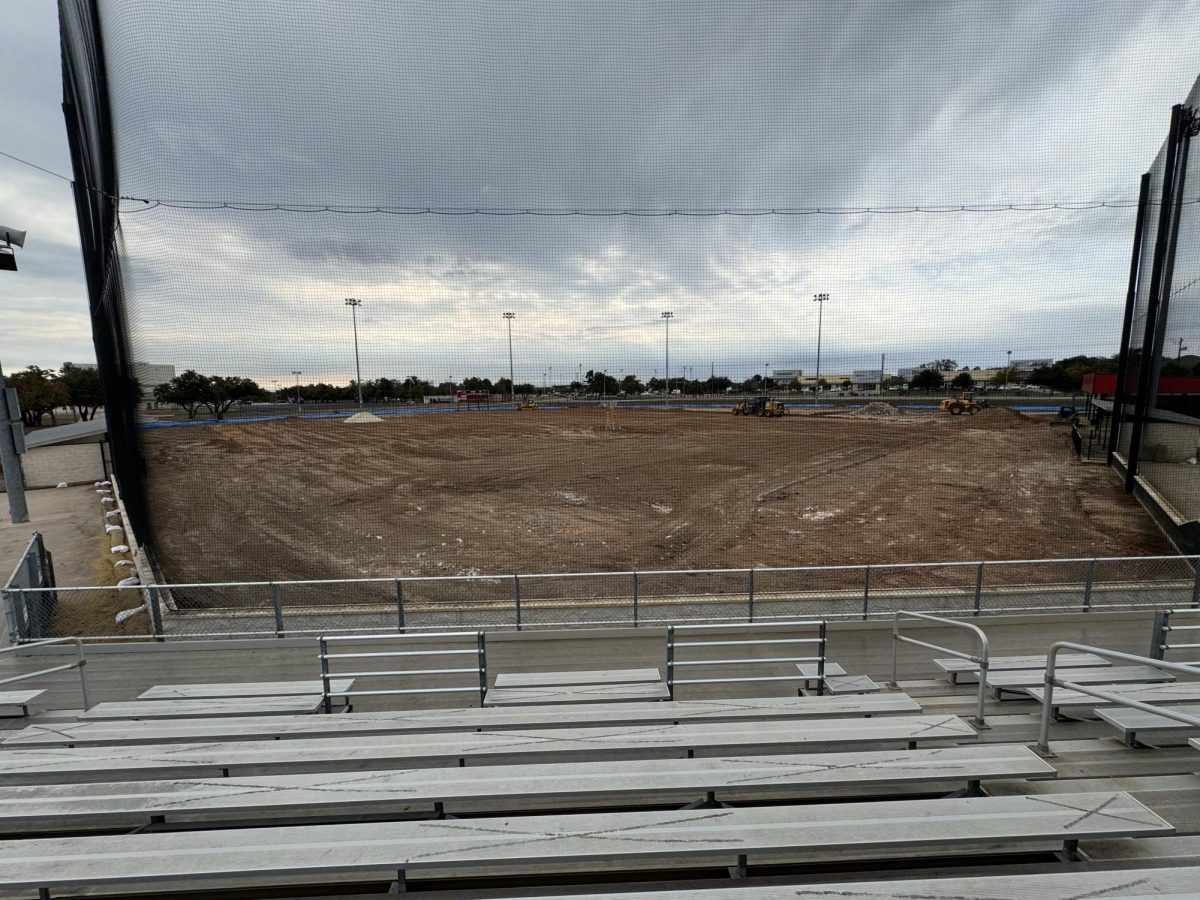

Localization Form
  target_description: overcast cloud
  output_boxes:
[3,1,1200,384]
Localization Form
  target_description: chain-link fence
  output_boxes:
[7,553,1198,643]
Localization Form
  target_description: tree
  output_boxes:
[154,370,210,419]
[59,363,105,421]
[840,379,852,390]
[494,377,513,397]
[950,371,975,391]
[202,376,263,420]
[585,370,619,396]
[8,366,68,427]
[989,367,1020,388]
[620,374,644,395]
[459,376,493,393]
[514,382,537,396]
[921,359,958,372]
[910,368,945,392]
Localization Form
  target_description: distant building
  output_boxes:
[772,369,803,381]
[852,369,883,390]
[130,363,176,394]
[1012,358,1052,375]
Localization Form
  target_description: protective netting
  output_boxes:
[59,1,1200,598]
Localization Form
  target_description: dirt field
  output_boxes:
[138,406,1172,584]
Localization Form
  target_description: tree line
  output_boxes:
[4,364,118,427]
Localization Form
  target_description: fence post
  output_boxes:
[271,583,284,636]
[973,562,984,616]
[395,579,406,633]
[513,575,522,631]
[632,572,639,626]
[747,569,755,622]
[319,636,332,713]
[1082,559,1096,612]
[0,589,15,645]
[861,566,871,620]
[1149,610,1170,659]
[1192,560,1200,608]
[666,625,675,699]
[817,620,827,697]
[477,631,488,705]
[148,585,164,639]
[889,614,899,688]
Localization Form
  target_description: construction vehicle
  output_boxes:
[939,393,988,416]
[516,397,539,410]
[732,397,786,417]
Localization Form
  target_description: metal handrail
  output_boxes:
[1150,609,1200,660]
[1037,641,1200,754]
[891,611,989,728]
[0,636,89,709]
[9,552,1198,590]
[318,631,486,711]
[666,620,826,697]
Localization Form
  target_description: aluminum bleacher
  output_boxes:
[3,619,1199,898]
[4,693,922,747]
[0,792,1171,896]
[0,714,977,784]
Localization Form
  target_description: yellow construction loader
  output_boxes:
[939,393,987,416]
[732,397,786,417]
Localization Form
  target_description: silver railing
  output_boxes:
[890,611,989,728]
[1149,609,1200,665]
[0,636,90,709]
[318,631,487,712]
[1036,642,1200,754]
[7,552,1199,641]
[666,620,826,698]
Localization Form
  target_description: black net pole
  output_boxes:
[1108,171,1151,462]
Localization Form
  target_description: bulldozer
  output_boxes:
[732,397,786,417]
[939,393,988,416]
[516,397,540,410]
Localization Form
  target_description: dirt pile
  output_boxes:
[848,402,907,418]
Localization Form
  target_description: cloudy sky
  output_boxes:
[4,0,1200,385]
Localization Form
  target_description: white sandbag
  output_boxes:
[110,544,130,554]
[105,524,124,534]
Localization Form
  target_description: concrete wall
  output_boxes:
[0,444,105,490]
[1140,421,1200,463]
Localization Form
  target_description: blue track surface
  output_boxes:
[138,400,1061,429]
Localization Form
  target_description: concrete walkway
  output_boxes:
[0,486,99,590]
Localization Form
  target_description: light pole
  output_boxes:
[1004,349,1012,397]
[503,312,516,403]
[1178,338,1188,362]
[292,370,302,411]
[344,298,364,406]
[879,353,885,395]
[661,311,673,405]
[813,293,828,403]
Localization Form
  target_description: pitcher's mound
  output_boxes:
[344,411,384,424]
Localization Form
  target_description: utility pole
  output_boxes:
[344,298,364,406]
[661,312,673,406]
[503,312,516,403]
[292,370,302,411]
[1178,338,1188,362]
[1005,349,1012,397]
[0,362,29,523]
[879,353,886,395]
[813,293,828,404]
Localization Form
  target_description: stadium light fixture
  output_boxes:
[503,312,516,403]
[813,293,828,404]
[661,311,674,405]
[344,298,364,406]
[0,226,26,272]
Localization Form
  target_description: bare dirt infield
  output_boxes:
[139,406,1172,585]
